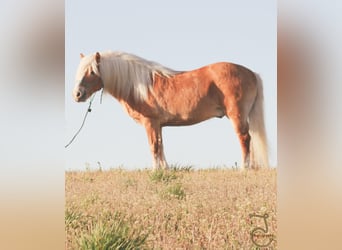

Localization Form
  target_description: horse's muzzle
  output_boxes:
[73,88,87,102]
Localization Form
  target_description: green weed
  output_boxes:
[149,169,178,183]
[77,213,148,250]
[161,182,186,200]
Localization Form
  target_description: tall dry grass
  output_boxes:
[66,167,276,249]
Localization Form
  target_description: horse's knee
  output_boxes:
[153,137,163,153]
[151,141,159,154]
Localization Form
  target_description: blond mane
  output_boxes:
[78,51,179,102]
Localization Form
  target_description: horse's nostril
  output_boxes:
[76,91,81,98]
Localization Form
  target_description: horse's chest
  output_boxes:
[120,99,161,123]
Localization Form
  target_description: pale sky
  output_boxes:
[65,0,277,170]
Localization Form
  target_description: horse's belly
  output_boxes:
[161,104,225,126]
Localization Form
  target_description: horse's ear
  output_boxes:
[80,53,85,58]
[95,52,101,64]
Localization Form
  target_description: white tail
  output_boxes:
[248,73,269,168]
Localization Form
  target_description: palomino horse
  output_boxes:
[72,51,268,170]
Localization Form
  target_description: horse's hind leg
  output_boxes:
[229,116,251,170]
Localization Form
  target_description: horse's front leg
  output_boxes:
[144,120,168,170]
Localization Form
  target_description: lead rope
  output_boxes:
[65,92,97,148]
[100,88,104,104]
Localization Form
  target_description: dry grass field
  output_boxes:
[65,167,276,249]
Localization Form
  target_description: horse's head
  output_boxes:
[73,52,104,102]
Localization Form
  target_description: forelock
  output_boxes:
[75,54,100,82]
